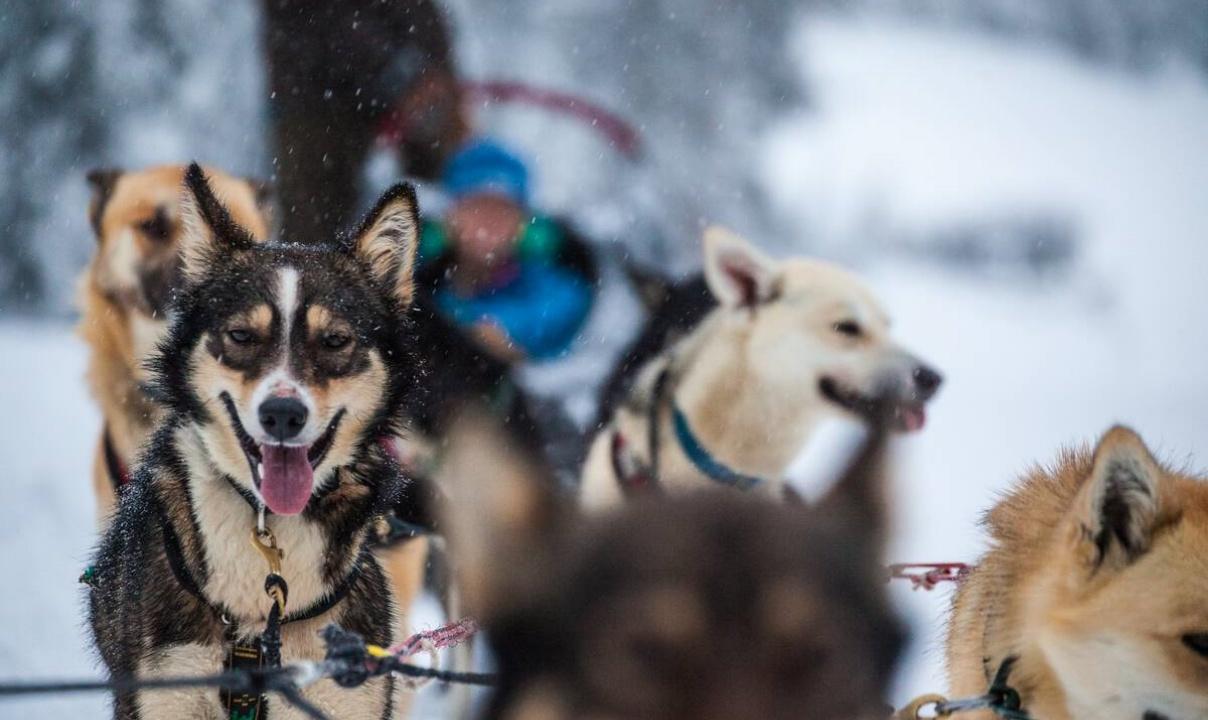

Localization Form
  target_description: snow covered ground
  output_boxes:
[3,15,1208,718]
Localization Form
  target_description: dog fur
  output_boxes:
[946,426,1208,720]
[581,226,941,508]
[441,405,904,720]
[88,164,423,719]
[78,164,271,523]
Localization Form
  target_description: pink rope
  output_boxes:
[886,563,973,591]
[376,80,642,161]
[390,617,480,658]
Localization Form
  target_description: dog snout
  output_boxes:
[912,364,943,398]
[259,397,308,442]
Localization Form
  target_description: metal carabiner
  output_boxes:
[250,526,284,576]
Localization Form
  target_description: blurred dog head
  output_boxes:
[443,409,904,720]
[151,163,419,517]
[83,164,271,377]
[699,227,941,433]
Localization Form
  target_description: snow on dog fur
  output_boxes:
[88,164,422,719]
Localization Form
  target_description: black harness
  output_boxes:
[154,498,368,719]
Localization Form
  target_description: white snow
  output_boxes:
[769,16,1208,704]
[2,14,1208,719]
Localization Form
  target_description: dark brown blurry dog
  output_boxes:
[78,164,271,522]
[441,410,905,720]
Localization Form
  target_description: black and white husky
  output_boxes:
[88,164,422,719]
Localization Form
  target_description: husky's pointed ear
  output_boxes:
[815,409,892,559]
[346,183,419,307]
[702,226,779,308]
[86,167,124,239]
[437,406,564,619]
[1070,425,1163,573]
[179,162,257,285]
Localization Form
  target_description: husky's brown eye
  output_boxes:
[227,328,254,345]
[833,320,862,337]
[1183,633,1208,658]
[322,331,352,350]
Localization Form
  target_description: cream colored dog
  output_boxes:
[581,227,941,508]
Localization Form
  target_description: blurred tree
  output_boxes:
[0,1,106,310]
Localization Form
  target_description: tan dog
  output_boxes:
[947,426,1208,720]
[79,164,270,522]
[582,227,941,508]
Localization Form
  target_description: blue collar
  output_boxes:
[671,404,765,491]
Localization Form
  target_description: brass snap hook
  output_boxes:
[250,526,284,576]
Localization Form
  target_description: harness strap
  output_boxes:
[610,366,671,496]
[157,511,369,628]
[102,426,131,491]
[610,431,656,496]
[612,364,772,495]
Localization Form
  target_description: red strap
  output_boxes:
[377,80,642,161]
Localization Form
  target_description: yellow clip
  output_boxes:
[250,526,284,576]
[898,694,950,719]
[365,645,392,659]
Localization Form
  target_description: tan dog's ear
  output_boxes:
[702,226,778,308]
[247,177,276,238]
[346,183,419,308]
[437,407,565,619]
[86,168,124,239]
[1069,425,1163,573]
[179,162,257,285]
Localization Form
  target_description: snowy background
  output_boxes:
[3,1,1208,717]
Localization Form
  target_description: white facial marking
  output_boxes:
[107,228,140,288]
[243,266,318,444]
[278,266,300,339]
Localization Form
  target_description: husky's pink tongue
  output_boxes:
[898,406,927,433]
[259,444,313,515]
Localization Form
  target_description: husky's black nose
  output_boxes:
[259,397,308,442]
[913,365,943,398]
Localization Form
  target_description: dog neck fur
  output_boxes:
[176,425,338,626]
[655,311,824,489]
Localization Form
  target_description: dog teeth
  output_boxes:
[257,462,264,479]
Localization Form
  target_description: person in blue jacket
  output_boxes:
[417,139,596,362]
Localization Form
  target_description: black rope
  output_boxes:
[0,624,496,718]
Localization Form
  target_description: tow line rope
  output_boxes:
[33,559,985,718]
[0,621,492,720]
